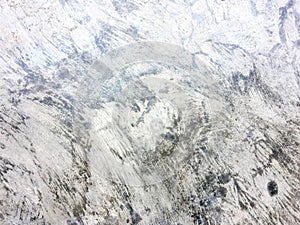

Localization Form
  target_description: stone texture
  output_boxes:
[0,0,300,224]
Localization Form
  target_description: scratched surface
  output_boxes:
[0,0,300,224]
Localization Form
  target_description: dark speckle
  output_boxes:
[131,103,140,112]
[126,203,142,225]
[267,181,278,196]
[218,173,231,184]
[163,132,178,143]
[239,201,248,210]
[249,201,255,208]
[40,96,55,106]
[199,199,210,207]
[67,219,78,225]
[215,186,227,198]
[81,51,93,64]
[205,172,216,183]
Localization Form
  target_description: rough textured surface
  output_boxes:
[0,0,300,224]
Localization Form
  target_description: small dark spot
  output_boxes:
[0,143,5,149]
[256,167,263,176]
[191,212,201,223]
[199,199,210,207]
[40,96,55,106]
[67,219,78,225]
[131,103,140,112]
[249,201,255,208]
[30,216,38,222]
[162,132,178,143]
[205,172,216,183]
[215,186,227,198]
[72,204,84,219]
[267,180,278,196]
[126,203,142,225]
[81,51,93,64]
[131,212,142,225]
[145,207,151,213]
[218,173,231,184]
[215,206,222,213]
[239,201,247,210]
